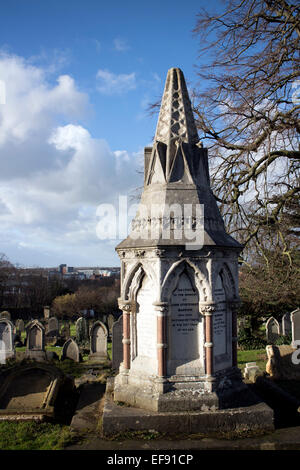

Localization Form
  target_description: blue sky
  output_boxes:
[0,0,220,268]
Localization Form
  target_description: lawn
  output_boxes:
[0,421,79,450]
[237,348,267,372]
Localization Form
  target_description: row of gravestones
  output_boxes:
[0,317,111,364]
[266,308,300,347]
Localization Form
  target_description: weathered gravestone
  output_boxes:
[112,315,123,370]
[76,317,89,345]
[0,319,15,362]
[61,338,81,362]
[0,363,74,421]
[291,308,300,348]
[107,314,115,334]
[60,323,70,340]
[89,321,108,361]
[282,312,292,337]
[266,344,300,380]
[46,316,59,337]
[15,319,25,335]
[25,320,46,361]
[43,306,51,320]
[266,317,281,343]
[0,311,11,321]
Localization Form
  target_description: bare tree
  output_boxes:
[192,0,299,263]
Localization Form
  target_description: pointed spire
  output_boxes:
[153,68,199,181]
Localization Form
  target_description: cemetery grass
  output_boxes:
[237,349,267,372]
[0,421,81,450]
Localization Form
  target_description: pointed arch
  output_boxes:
[122,261,156,301]
[215,262,238,301]
[161,258,211,303]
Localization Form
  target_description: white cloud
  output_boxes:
[96,68,136,94]
[113,38,130,52]
[0,53,142,267]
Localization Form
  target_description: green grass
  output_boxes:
[237,349,267,372]
[0,421,78,450]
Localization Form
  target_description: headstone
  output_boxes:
[0,311,11,321]
[107,314,115,334]
[0,363,74,421]
[15,319,25,334]
[266,317,280,343]
[46,316,59,337]
[61,338,81,362]
[291,308,300,348]
[25,320,46,361]
[0,319,15,362]
[266,344,300,380]
[61,323,70,340]
[89,321,108,360]
[243,362,262,383]
[282,312,292,337]
[76,317,88,345]
[112,315,123,370]
[43,306,51,320]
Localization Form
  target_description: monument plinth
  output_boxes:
[103,68,274,434]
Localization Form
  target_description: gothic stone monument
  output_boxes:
[103,69,274,435]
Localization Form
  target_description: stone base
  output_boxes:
[102,377,274,436]
[88,353,108,363]
[24,350,46,361]
[113,367,247,412]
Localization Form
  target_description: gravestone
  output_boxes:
[0,311,11,321]
[266,344,300,380]
[76,317,89,345]
[16,319,25,334]
[89,321,108,361]
[43,306,51,320]
[61,338,81,362]
[61,323,70,340]
[25,320,46,361]
[0,319,15,362]
[107,314,115,334]
[282,312,292,337]
[46,316,59,337]
[112,315,123,370]
[0,363,74,421]
[266,317,280,343]
[291,308,300,348]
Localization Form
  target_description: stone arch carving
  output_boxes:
[215,262,238,301]
[123,261,156,302]
[161,258,211,303]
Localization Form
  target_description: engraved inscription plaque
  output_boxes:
[136,275,156,358]
[213,275,227,356]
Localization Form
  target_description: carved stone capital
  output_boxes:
[199,303,216,316]
[118,298,132,313]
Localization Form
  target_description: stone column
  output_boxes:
[153,302,168,378]
[200,303,216,377]
[230,300,240,368]
[118,299,132,371]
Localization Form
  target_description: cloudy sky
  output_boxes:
[0,0,216,268]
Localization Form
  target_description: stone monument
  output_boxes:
[0,319,15,362]
[89,321,108,361]
[266,317,281,343]
[25,320,46,361]
[61,338,81,362]
[291,308,300,348]
[282,312,292,337]
[103,67,274,435]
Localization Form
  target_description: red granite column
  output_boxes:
[230,301,240,368]
[154,302,168,377]
[118,299,131,371]
[200,304,215,377]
